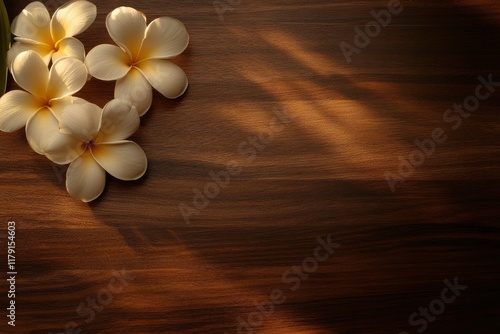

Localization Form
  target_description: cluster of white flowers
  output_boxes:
[0,1,189,202]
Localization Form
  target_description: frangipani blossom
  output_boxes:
[0,50,88,154]
[7,0,96,66]
[85,6,189,116]
[44,99,147,202]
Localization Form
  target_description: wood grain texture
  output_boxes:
[1,0,500,333]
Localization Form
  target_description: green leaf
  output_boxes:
[0,0,10,97]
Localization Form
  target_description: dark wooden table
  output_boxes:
[1,0,500,333]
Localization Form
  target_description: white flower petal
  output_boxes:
[0,91,43,132]
[12,36,45,45]
[99,99,140,142]
[106,7,146,60]
[10,2,52,45]
[115,68,152,116]
[70,96,93,105]
[92,141,147,181]
[7,41,53,68]
[46,57,87,100]
[51,0,97,42]
[66,151,106,202]
[139,17,189,60]
[25,108,60,154]
[85,44,131,81]
[136,59,188,99]
[48,96,90,120]
[44,131,84,164]
[59,102,102,142]
[11,50,48,98]
[52,37,86,63]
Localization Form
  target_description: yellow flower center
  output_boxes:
[80,131,104,151]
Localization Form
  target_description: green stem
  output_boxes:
[0,0,10,96]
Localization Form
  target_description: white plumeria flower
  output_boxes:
[85,6,189,116]
[44,99,147,202]
[0,50,88,154]
[7,0,96,67]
